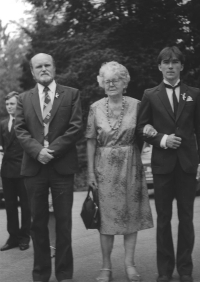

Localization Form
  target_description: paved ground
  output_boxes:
[0,192,200,282]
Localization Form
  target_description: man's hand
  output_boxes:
[143,124,158,138]
[196,165,200,181]
[37,148,54,164]
[166,134,182,149]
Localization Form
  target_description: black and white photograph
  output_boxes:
[0,1,200,282]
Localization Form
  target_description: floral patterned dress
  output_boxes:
[85,96,153,235]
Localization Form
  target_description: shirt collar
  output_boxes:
[163,78,180,87]
[37,80,56,96]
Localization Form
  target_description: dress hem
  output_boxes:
[100,223,154,235]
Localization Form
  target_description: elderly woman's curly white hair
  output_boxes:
[97,61,130,90]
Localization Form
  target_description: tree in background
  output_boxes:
[0,21,30,118]
[5,0,200,189]
[181,0,200,86]
[20,0,198,109]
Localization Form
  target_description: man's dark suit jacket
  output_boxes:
[137,82,200,174]
[0,118,23,178]
[14,84,83,176]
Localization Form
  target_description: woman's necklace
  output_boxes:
[106,96,125,130]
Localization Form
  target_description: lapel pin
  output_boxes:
[55,93,59,98]
[181,93,186,101]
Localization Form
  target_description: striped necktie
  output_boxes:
[43,86,52,148]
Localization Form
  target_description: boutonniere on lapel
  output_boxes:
[181,93,187,101]
[55,93,59,99]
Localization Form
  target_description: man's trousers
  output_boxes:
[153,161,196,278]
[24,164,74,282]
[2,177,31,245]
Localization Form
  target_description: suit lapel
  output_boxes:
[49,84,65,124]
[30,84,65,125]
[30,86,43,125]
[8,125,16,145]
[4,119,15,149]
[4,119,10,136]
[176,83,188,122]
[157,82,175,121]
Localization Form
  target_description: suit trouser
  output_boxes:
[24,163,74,282]
[2,177,31,244]
[153,161,196,277]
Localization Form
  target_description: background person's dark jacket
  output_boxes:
[0,118,23,178]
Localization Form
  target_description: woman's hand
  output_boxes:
[143,124,157,138]
[87,139,98,190]
[88,172,98,191]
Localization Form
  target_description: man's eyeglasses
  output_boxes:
[104,79,120,86]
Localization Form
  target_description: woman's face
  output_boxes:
[103,71,125,97]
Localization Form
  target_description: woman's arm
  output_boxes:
[87,138,98,190]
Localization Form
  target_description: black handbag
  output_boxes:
[80,186,100,230]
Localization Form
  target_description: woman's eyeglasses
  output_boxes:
[104,79,120,86]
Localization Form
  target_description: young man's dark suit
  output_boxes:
[137,82,200,278]
[15,83,83,282]
[0,118,31,248]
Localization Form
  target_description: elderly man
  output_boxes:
[0,91,31,251]
[137,46,200,282]
[15,53,83,282]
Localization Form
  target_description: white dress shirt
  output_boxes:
[160,79,180,148]
[163,78,180,111]
[8,115,15,132]
[37,80,56,113]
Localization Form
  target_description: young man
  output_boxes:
[15,53,83,282]
[137,46,200,282]
[0,92,31,251]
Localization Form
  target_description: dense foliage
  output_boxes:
[20,0,200,118]
[1,0,200,189]
[0,22,29,118]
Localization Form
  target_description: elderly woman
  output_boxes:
[85,61,154,282]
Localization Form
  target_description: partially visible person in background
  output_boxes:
[85,61,154,282]
[0,91,31,251]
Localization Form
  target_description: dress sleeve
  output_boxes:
[85,105,97,139]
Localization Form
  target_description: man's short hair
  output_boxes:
[5,91,19,101]
[29,54,56,70]
[157,46,185,64]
